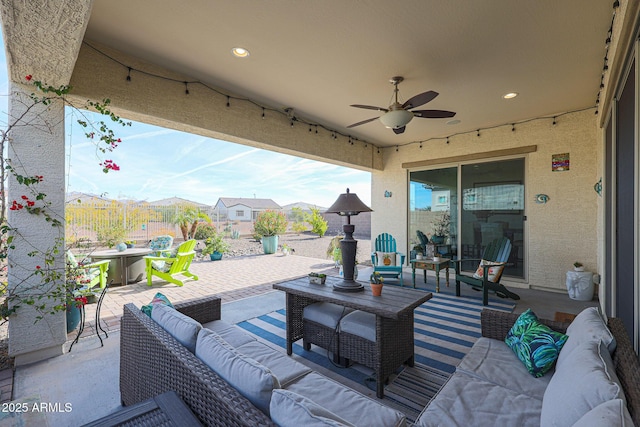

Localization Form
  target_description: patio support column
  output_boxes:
[7,82,67,365]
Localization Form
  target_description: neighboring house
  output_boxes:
[214,197,282,222]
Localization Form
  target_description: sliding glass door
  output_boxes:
[409,158,525,279]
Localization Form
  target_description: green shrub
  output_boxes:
[307,208,328,237]
[254,210,288,237]
[194,223,218,240]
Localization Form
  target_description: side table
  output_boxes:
[82,390,202,426]
[411,258,450,292]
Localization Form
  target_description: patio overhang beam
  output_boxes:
[401,145,537,169]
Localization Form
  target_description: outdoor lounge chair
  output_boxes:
[144,239,199,287]
[148,235,174,257]
[371,233,405,284]
[451,236,520,305]
[66,250,110,291]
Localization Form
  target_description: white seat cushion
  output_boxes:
[285,372,406,427]
[414,371,542,427]
[202,319,256,348]
[457,337,552,399]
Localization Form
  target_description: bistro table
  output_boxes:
[90,248,152,285]
[411,258,451,292]
[273,276,431,398]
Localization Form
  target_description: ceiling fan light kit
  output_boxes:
[348,76,456,134]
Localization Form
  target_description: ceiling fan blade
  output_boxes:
[413,110,457,118]
[347,117,380,128]
[350,104,389,112]
[402,91,438,109]
[392,126,406,134]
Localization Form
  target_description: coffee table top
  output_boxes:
[273,275,431,319]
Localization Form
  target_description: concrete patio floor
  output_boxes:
[1,254,599,426]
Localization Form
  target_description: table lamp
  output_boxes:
[325,188,372,292]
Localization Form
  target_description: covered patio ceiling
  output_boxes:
[76,1,611,147]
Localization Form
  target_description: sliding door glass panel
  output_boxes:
[461,159,525,278]
[409,167,458,258]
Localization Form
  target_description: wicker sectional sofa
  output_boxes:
[415,308,640,427]
[120,295,406,427]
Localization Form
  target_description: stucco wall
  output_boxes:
[372,109,599,293]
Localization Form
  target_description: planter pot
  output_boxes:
[309,276,326,285]
[66,304,81,333]
[262,236,278,254]
[210,252,223,261]
[126,243,134,249]
[370,282,383,296]
[574,266,585,272]
[431,235,445,244]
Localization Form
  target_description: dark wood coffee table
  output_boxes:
[273,276,432,398]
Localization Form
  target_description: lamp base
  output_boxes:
[333,280,364,292]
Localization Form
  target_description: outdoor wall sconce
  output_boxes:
[384,190,392,198]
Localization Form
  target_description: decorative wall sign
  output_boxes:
[594,177,602,196]
[535,194,550,204]
[552,153,570,171]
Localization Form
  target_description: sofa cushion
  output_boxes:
[150,303,201,353]
[505,309,568,377]
[202,319,256,348]
[571,399,634,427]
[540,340,626,427]
[457,337,552,399]
[196,328,280,415]
[557,307,616,367]
[141,292,173,317]
[414,371,542,427]
[237,341,312,387]
[285,372,406,427]
[270,389,355,427]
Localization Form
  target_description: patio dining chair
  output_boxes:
[144,239,199,287]
[371,233,405,285]
[451,236,520,305]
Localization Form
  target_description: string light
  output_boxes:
[512,124,515,132]
[553,116,557,126]
[226,96,231,108]
[419,142,423,149]
[262,108,265,119]
[477,130,481,137]
[446,137,449,144]
[184,82,189,95]
[126,67,132,82]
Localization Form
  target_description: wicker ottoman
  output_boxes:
[302,302,350,356]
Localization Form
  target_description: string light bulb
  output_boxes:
[226,96,231,107]
[184,82,189,95]
[126,67,132,82]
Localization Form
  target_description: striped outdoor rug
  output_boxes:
[237,292,515,424]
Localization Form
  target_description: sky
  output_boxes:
[0,35,371,209]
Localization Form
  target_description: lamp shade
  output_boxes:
[325,188,372,217]
[379,109,414,129]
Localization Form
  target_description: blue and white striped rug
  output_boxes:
[237,292,515,424]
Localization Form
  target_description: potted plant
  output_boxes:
[370,272,384,296]
[125,240,135,249]
[573,261,584,272]
[411,243,424,260]
[254,210,288,254]
[431,212,451,244]
[308,272,326,285]
[202,234,230,261]
[282,244,294,256]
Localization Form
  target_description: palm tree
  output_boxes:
[172,205,211,240]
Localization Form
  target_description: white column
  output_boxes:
[7,82,66,365]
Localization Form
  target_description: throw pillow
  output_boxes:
[141,292,173,317]
[505,309,568,377]
[557,307,616,367]
[376,251,396,267]
[540,340,626,427]
[472,259,505,282]
[270,389,355,427]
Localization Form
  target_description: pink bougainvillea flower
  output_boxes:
[25,75,32,81]
[21,195,28,200]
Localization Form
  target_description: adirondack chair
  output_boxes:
[66,250,110,291]
[451,236,520,305]
[148,235,174,257]
[371,233,405,285]
[144,239,199,287]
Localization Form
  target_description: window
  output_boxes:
[235,210,245,217]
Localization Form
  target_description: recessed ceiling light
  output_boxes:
[231,47,250,58]
[446,119,461,125]
[502,92,518,99]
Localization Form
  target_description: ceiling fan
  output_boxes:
[347,76,456,134]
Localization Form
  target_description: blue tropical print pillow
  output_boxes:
[141,292,174,317]
[505,309,568,377]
